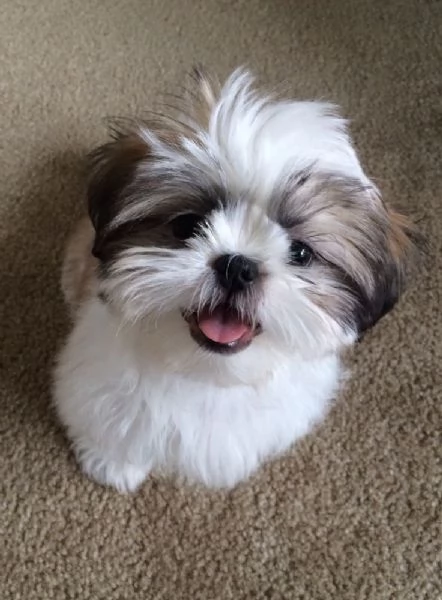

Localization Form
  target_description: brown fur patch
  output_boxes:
[87,126,153,255]
[276,173,418,332]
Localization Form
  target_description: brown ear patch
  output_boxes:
[282,174,421,335]
[355,205,419,333]
[87,127,153,256]
[116,130,151,162]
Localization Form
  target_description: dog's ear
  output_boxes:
[87,123,151,259]
[355,205,419,334]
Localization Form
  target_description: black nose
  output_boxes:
[213,254,259,292]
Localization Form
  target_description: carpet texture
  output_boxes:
[1,1,441,598]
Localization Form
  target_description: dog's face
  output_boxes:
[88,69,414,361]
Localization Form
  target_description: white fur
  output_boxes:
[54,69,372,492]
[54,298,342,491]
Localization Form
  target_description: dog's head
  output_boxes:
[88,68,416,364]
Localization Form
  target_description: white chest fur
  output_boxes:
[54,299,341,491]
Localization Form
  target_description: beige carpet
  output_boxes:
[1,0,441,598]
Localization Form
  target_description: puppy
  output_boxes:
[54,68,415,492]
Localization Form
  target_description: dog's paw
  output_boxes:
[75,446,150,493]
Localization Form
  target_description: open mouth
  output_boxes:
[183,305,260,354]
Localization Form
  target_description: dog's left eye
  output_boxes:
[290,241,314,266]
[171,213,205,240]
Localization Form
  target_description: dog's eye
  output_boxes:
[171,213,204,240]
[290,241,313,266]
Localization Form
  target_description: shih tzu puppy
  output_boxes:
[54,68,415,492]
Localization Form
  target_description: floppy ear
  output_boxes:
[87,123,151,259]
[356,205,418,334]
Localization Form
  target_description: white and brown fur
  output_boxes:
[54,68,416,492]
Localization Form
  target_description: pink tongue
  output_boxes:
[198,308,251,344]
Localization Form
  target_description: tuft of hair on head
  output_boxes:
[86,66,224,261]
[188,64,220,119]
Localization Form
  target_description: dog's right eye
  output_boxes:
[171,213,204,240]
[290,241,314,266]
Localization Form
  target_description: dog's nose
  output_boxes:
[213,254,259,292]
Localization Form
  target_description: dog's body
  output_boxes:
[54,69,414,492]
